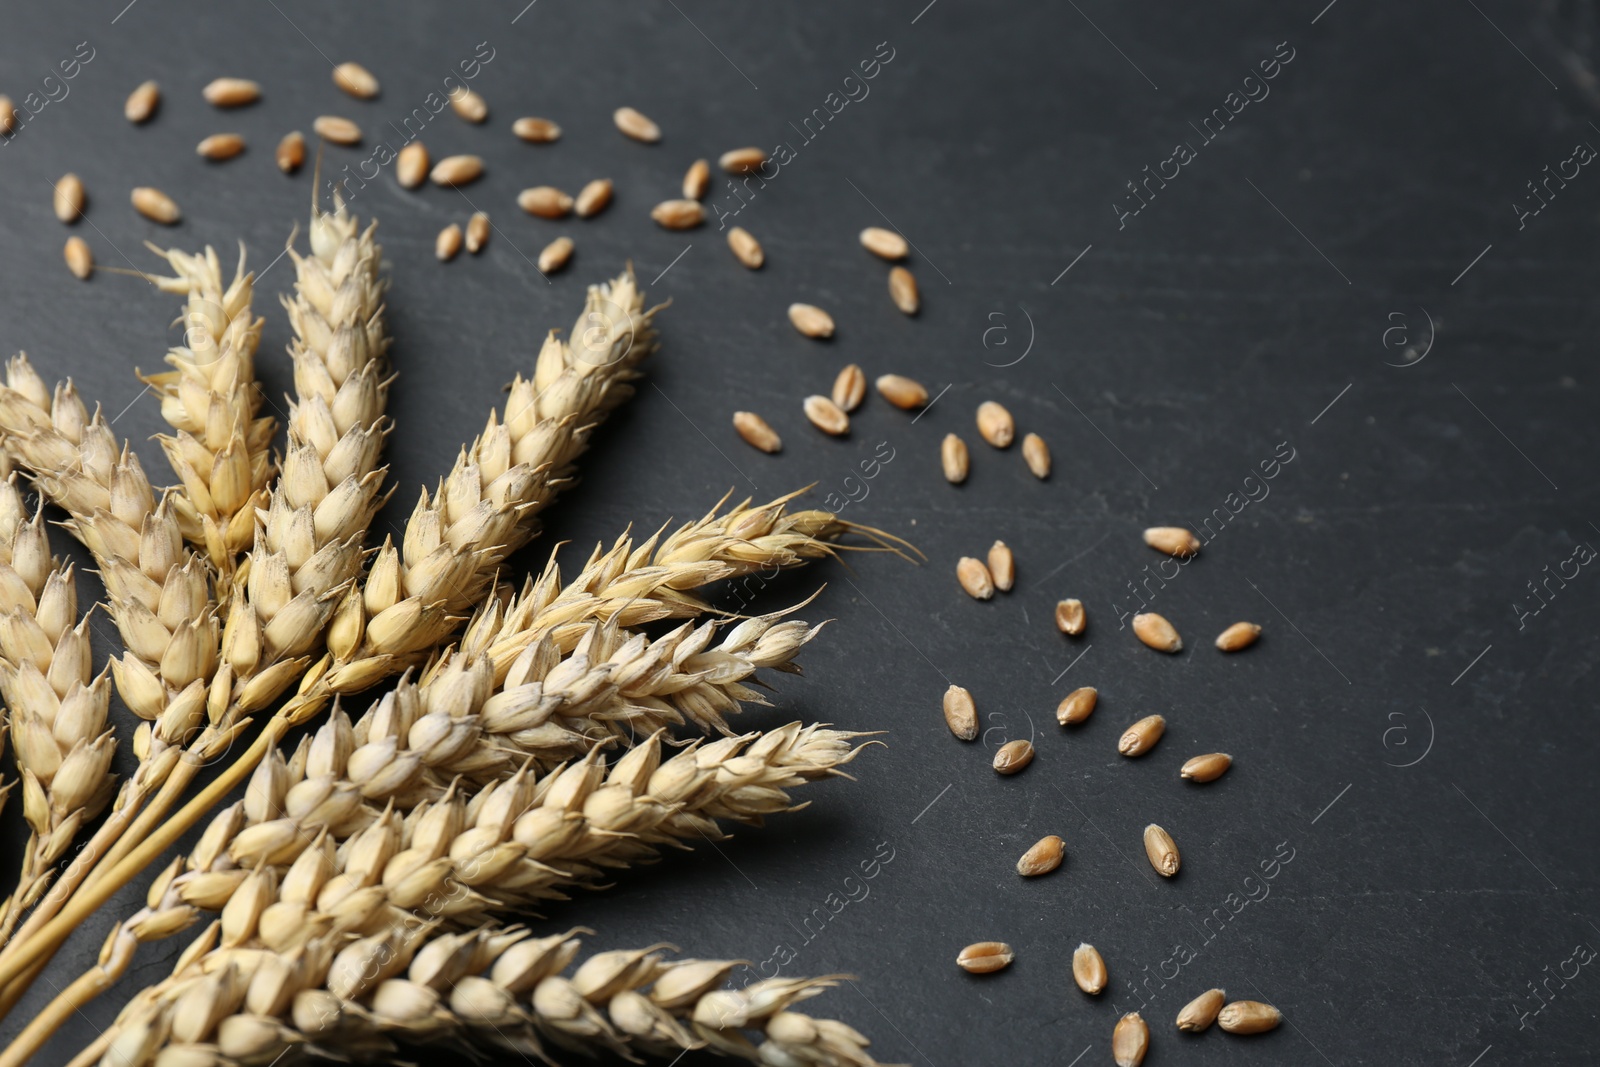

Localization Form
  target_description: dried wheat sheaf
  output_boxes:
[0,200,902,1067]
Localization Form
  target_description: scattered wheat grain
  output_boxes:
[196,133,244,160]
[614,106,660,142]
[275,131,304,173]
[993,739,1034,774]
[683,158,710,198]
[956,942,1014,974]
[435,224,462,262]
[513,116,560,142]
[312,115,361,145]
[1215,622,1261,651]
[956,556,994,600]
[802,395,848,436]
[394,142,429,188]
[1144,526,1200,558]
[130,186,180,224]
[888,266,919,315]
[1177,989,1226,1032]
[428,154,482,186]
[977,401,1015,447]
[538,236,574,274]
[1056,686,1096,726]
[650,199,703,229]
[53,173,84,222]
[732,411,781,454]
[859,226,908,260]
[941,434,969,484]
[1143,824,1180,877]
[63,236,93,279]
[788,303,834,339]
[987,540,1015,592]
[1118,714,1165,757]
[519,186,573,218]
[332,61,379,99]
[832,365,865,412]
[449,86,487,123]
[124,80,159,123]
[202,78,260,107]
[943,684,977,741]
[1073,944,1108,994]
[1217,1000,1281,1034]
[1180,753,1231,783]
[719,146,766,173]
[1113,1013,1150,1067]
[1017,835,1063,876]
[1055,598,1085,635]
[1022,433,1050,478]
[727,226,763,268]
[1132,612,1182,653]
[875,374,927,410]
[465,212,490,253]
[575,178,613,218]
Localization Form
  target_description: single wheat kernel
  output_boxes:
[993,739,1035,775]
[0,96,13,134]
[430,155,484,187]
[788,303,835,339]
[987,541,1015,592]
[956,941,1014,974]
[719,146,766,172]
[1056,686,1097,726]
[614,106,661,142]
[1073,944,1108,994]
[1144,526,1201,558]
[1143,824,1180,877]
[125,81,159,123]
[888,266,919,315]
[520,186,574,218]
[202,78,260,107]
[727,226,764,268]
[650,199,704,229]
[333,61,379,99]
[1113,1013,1150,1067]
[1022,432,1051,479]
[1132,612,1182,653]
[942,434,970,484]
[1215,622,1261,651]
[1180,753,1232,783]
[977,401,1015,448]
[802,395,849,436]
[275,131,305,173]
[396,142,429,188]
[538,236,574,274]
[435,224,462,262]
[1118,714,1166,757]
[876,374,928,410]
[575,178,613,218]
[130,186,180,224]
[53,174,85,222]
[465,212,490,253]
[832,365,866,412]
[1055,599,1086,635]
[943,684,978,741]
[957,557,995,600]
[860,226,909,260]
[1017,835,1064,876]
[1176,988,1226,1032]
[513,116,561,142]
[449,86,488,123]
[1217,1000,1282,1035]
[313,115,361,145]
[683,158,711,198]
[63,236,93,279]
[196,133,244,160]
[732,411,781,454]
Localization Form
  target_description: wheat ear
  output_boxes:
[77,924,888,1067]
[0,477,115,945]
[139,243,273,576]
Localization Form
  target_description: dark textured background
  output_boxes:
[1,1,1597,1064]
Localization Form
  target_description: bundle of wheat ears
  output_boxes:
[0,198,903,1067]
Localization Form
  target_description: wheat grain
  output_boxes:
[940,434,969,484]
[332,62,379,99]
[0,97,13,135]
[803,395,849,436]
[275,131,304,174]
[513,116,562,142]
[519,186,573,218]
[942,684,977,741]
[1016,835,1063,876]
[1176,988,1225,1031]
[53,174,84,223]
[956,942,1013,974]
[956,557,993,600]
[992,739,1033,774]
[435,224,462,262]
[196,134,244,161]
[448,86,488,123]
[538,236,574,274]
[130,188,180,224]
[683,158,710,199]
[312,116,361,145]
[1072,944,1107,994]
[788,304,834,339]
[858,228,907,261]
[1131,612,1181,653]
[396,142,428,188]
[727,226,764,269]
[614,106,661,142]
[976,401,1014,448]
[832,365,866,412]
[202,78,259,107]
[732,411,781,453]
[63,238,92,280]
[719,147,766,173]
[575,179,613,218]
[650,199,704,229]
[1054,598,1085,635]
[1215,621,1261,651]
[1113,1012,1149,1066]
[1022,432,1050,479]
[874,374,926,410]
[887,267,919,315]
[986,540,1014,592]
[124,81,159,123]
[465,212,490,254]
[430,155,483,187]
[1055,686,1096,726]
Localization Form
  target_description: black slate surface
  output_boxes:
[1,1,1598,1065]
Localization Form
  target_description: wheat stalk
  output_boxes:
[67,923,887,1067]
[138,243,273,576]
[0,476,115,944]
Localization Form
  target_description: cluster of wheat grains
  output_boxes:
[0,202,897,1067]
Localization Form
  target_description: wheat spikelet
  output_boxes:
[0,476,115,942]
[82,923,888,1067]
[139,244,273,574]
